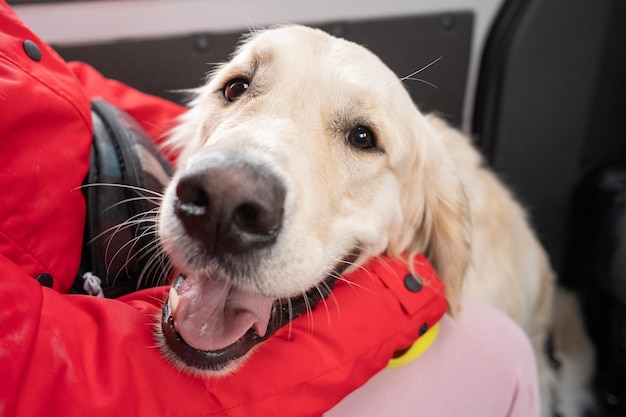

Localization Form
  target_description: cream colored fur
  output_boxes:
[160,25,594,416]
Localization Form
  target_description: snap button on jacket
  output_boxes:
[0,3,447,416]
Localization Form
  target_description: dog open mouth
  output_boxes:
[160,253,358,371]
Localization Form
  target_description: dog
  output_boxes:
[155,25,594,416]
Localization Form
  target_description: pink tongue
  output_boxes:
[171,273,276,352]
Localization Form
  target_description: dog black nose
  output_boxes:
[174,155,286,255]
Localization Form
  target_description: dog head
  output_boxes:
[157,25,470,374]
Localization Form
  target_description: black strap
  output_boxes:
[74,99,173,298]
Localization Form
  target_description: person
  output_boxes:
[0,1,540,416]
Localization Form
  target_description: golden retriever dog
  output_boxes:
[156,25,594,416]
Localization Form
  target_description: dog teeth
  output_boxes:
[169,287,180,316]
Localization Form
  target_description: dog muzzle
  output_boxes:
[160,273,338,371]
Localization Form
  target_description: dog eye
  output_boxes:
[223,78,250,102]
[346,126,376,150]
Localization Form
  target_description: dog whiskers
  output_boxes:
[100,209,157,252]
[106,223,157,284]
[371,254,397,277]
[329,271,371,294]
[393,56,443,90]
[139,246,172,287]
[284,297,295,339]
[79,182,166,198]
[302,288,315,335]
[236,1,260,37]
[315,281,335,325]
[80,183,173,289]
[104,195,163,210]
[132,229,171,287]
[94,208,160,244]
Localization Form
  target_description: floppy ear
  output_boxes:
[387,115,471,315]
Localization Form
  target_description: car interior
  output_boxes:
[9,0,626,415]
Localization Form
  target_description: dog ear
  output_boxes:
[387,115,471,315]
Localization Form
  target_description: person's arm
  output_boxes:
[0,4,446,415]
[1,250,446,417]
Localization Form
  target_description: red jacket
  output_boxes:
[0,3,447,416]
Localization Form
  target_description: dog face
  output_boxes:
[157,25,470,374]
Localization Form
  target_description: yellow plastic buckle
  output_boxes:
[387,322,440,368]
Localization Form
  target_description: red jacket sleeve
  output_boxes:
[0,3,447,416]
[2,251,445,417]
